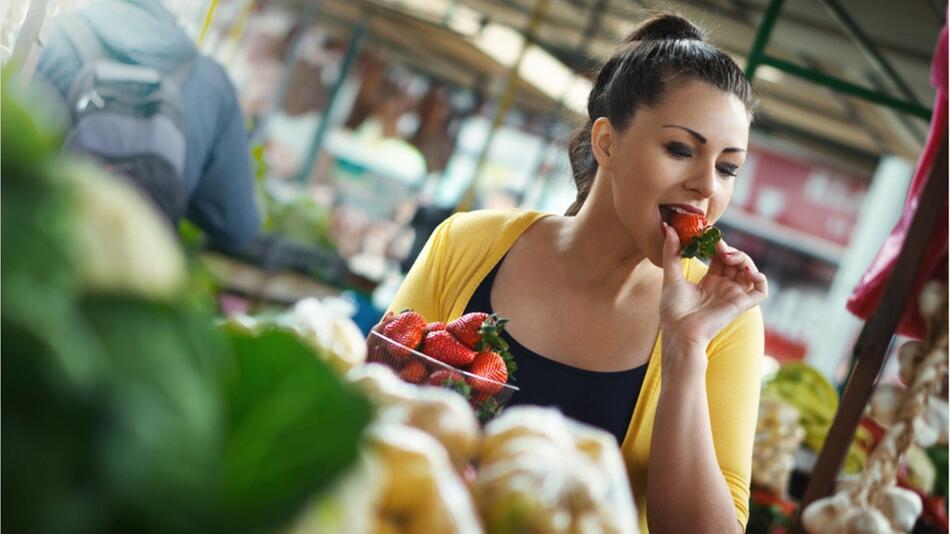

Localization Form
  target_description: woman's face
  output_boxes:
[593,79,750,266]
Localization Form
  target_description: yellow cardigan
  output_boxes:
[388,209,764,532]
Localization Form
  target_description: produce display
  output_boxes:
[294,365,642,533]
[1,63,645,534]
[752,399,805,498]
[346,364,481,471]
[225,296,368,374]
[475,406,639,534]
[369,310,519,421]
[2,77,373,533]
[761,362,873,474]
[803,280,949,534]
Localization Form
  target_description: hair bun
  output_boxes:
[626,14,705,43]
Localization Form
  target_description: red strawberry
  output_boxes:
[446,312,490,349]
[422,330,476,367]
[426,321,447,333]
[399,360,429,384]
[428,369,464,386]
[428,369,472,397]
[667,210,721,261]
[467,350,508,395]
[668,210,708,245]
[381,310,427,359]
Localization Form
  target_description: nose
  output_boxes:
[685,165,717,199]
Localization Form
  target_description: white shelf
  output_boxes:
[719,209,846,264]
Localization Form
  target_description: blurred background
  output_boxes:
[3,1,947,531]
[5,0,943,380]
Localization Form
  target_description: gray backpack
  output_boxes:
[58,17,193,223]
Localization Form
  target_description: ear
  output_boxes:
[590,117,615,171]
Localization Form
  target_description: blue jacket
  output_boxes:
[36,0,260,252]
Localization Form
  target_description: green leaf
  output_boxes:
[220,329,372,531]
[80,296,228,530]
[681,242,700,258]
[443,378,473,398]
[476,397,500,423]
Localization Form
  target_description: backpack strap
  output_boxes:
[58,16,106,63]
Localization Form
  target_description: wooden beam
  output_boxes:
[790,133,949,532]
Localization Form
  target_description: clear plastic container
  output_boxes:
[368,330,519,417]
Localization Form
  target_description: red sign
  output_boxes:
[732,147,870,246]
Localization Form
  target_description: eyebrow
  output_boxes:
[662,124,746,154]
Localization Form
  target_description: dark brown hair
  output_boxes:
[564,13,756,216]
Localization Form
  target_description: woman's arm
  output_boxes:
[648,223,768,532]
[647,338,742,533]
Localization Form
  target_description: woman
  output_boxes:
[376,13,767,533]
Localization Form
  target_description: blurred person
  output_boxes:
[35,0,259,252]
[371,14,767,533]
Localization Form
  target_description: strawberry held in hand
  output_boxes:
[667,208,721,261]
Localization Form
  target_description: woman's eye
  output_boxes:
[717,164,739,178]
[665,142,693,158]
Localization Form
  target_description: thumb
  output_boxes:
[662,223,685,285]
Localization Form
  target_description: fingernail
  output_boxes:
[744,266,752,272]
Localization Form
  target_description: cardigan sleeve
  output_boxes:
[387,213,459,321]
[705,306,765,529]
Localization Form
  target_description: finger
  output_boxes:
[661,223,685,285]
[708,243,727,276]
[748,270,768,298]
[372,310,396,333]
[738,270,767,299]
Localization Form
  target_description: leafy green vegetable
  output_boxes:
[2,69,372,534]
[219,328,372,530]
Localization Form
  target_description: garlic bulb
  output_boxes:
[839,507,893,534]
[918,279,947,322]
[869,385,904,428]
[925,398,949,445]
[913,415,939,448]
[802,494,853,534]
[879,486,922,533]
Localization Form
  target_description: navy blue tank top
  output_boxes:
[464,256,648,444]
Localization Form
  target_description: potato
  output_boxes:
[403,387,480,469]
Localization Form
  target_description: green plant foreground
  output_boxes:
[1,66,373,534]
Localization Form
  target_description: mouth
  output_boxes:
[658,204,705,226]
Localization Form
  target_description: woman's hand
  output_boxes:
[658,223,768,364]
[366,310,395,360]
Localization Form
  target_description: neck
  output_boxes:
[555,171,661,296]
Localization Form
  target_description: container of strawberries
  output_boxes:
[368,310,519,421]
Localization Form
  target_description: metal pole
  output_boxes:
[745,0,785,82]
[455,0,550,212]
[250,0,322,144]
[9,0,52,84]
[819,0,924,109]
[758,54,932,119]
[790,134,948,532]
[294,15,370,185]
[197,0,219,45]
[222,0,259,67]
[524,0,605,210]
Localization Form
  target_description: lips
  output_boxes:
[659,204,705,226]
